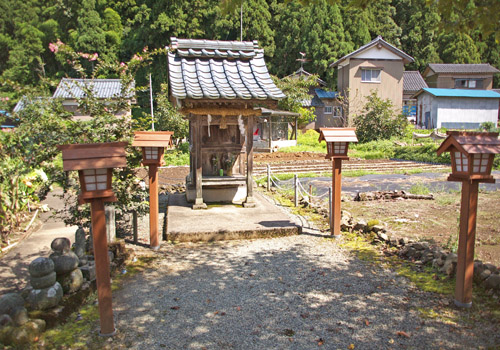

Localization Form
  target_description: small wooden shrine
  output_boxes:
[168,37,285,208]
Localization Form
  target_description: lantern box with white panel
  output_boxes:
[58,142,128,203]
[318,128,358,159]
[437,131,500,182]
[132,131,174,165]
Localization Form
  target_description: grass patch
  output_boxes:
[278,129,326,153]
[408,182,431,195]
[396,263,455,294]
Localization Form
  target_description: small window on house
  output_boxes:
[324,106,333,114]
[361,69,381,83]
[333,106,342,117]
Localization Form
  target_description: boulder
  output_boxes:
[51,251,79,275]
[57,269,84,294]
[440,253,458,277]
[51,237,71,253]
[27,282,63,310]
[353,219,367,232]
[483,274,500,290]
[479,269,492,282]
[28,257,54,278]
[376,232,389,242]
[0,293,25,317]
[0,314,13,327]
[30,271,57,289]
[74,228,87,258]
[80,265,96,281]
[11,307,29,326]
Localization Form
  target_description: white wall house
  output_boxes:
[414,88,500,129]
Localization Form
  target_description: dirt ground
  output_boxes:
[342,191,500,266]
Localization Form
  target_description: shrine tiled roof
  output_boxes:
[168,37,285,101]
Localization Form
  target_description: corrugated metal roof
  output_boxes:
[427,63,499,74]
[330,35,414,68]
[403,71,428,92]
[315,88,338,99]
[53,78,135,99]
[419,88,500,98]
[168,37,285,101]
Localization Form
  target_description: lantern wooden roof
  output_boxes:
[436,131,500,156]
[58,142,128,171]
[318,128,358,143]
[132,131,174,148]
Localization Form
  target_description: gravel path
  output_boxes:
[112,234,495,350]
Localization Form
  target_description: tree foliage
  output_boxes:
[354,92,408,143]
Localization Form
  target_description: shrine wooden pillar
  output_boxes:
[193,116,206,209]
[244,115,256,207]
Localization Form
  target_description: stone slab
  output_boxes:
[166,192,301,242]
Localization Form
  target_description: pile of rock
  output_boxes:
[27,257,63,310]
[50,238,84,294]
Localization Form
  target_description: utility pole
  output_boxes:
[149,73,154,131]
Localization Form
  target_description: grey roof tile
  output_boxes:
[403,71,428,92]
[53,78,134,99]
[168,37,284,101]
[427,63,499,74]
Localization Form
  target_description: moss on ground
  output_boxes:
[33,256,157,350]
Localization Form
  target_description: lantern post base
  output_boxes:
[454,299,472,309]
[99,329,117,337]
[193,198,207,210]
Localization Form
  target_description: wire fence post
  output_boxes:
[267,164,271,191]
[294,174,298,207]
[132,210,138,244]
[309,184,313,206]
[328,187,332,231]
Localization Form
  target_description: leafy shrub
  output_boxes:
[354,92,408,143]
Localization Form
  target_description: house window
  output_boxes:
[324,106,333,114]
[333,106,342,117]
[361,69,381,83]
[455,79,483,89]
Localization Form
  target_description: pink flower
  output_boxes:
[143,46,148,52]
[132,54,143,61]
[89,53,98,61]
[120,62,126,67]
[5,97,9,101]
[49,42,58,53]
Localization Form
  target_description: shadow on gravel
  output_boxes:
[112,238,493,350]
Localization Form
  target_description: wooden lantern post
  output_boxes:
[132,131,173,250]
[318,128,358,238]
[437,131,500,307]
[59,142,127,336]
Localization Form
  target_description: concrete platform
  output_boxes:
[166,192,301,242]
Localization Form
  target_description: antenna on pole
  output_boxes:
[240,3,243,41]
[149,73,154,131]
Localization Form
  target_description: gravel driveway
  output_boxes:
[112,235,496,350]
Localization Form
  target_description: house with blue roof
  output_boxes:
[413,88,500,129]
[308,88,344,128]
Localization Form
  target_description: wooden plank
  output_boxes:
[90,198,115,335]
[331,158,342,237]
[454,180,478,307]
[149,164,159,249]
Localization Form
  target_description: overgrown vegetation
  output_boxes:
[353,92,408,143]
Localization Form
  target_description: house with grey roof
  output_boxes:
[52,78,135,121]
[330,35,414,121]
[403,71,428,122]
[168,37,284,208]
[413,88,500,129]
[422,64,499,90]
